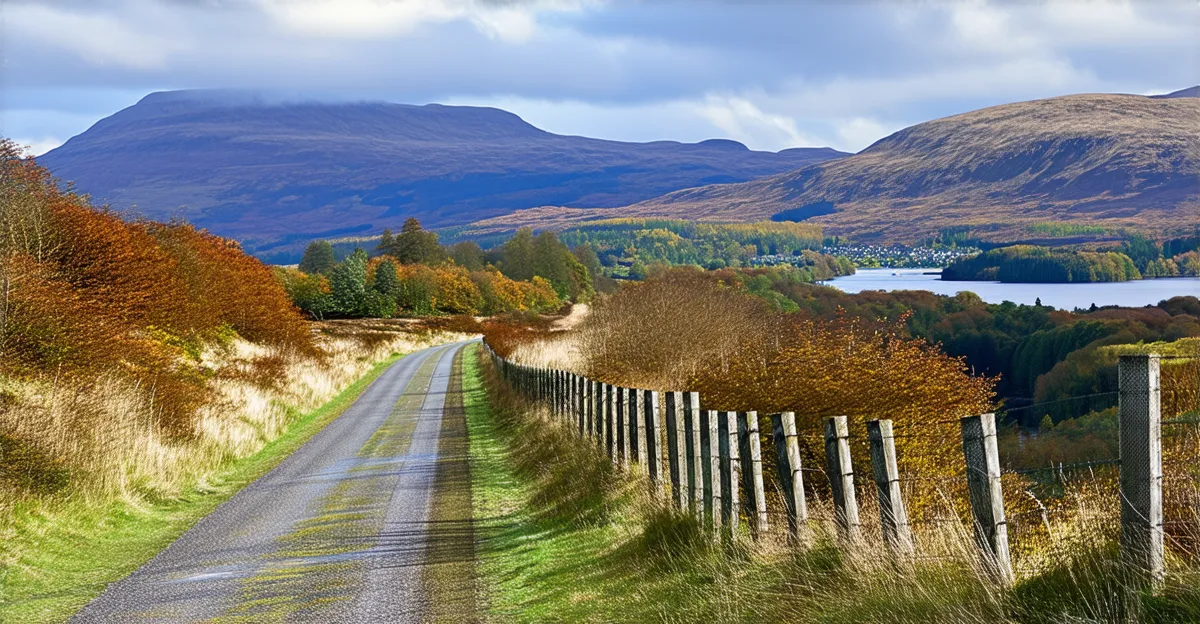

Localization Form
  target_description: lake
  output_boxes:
[824,269,1200,310]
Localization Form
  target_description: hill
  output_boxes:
[470,93,1200,243]
[35,90,845,260]
[1152,85,1200,99]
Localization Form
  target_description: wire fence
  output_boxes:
[484,342,1198,584]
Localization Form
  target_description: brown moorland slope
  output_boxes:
[467,93,1200,243]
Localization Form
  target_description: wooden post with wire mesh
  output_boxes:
[645,390,665,492]
[738,411,768,535]
[685,392,703,519]
[617,387,629,470]
[718,411,741,534]
[867,419,913,555]
[960,412,1013,585]
[631,389,644,472]
[701,409,721,531]
[665,391,688,509]
[824,415,860,542]
[772,411,807,542]
[1118,354,1164,589]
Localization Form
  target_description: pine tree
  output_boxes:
[393,218,445,265]
[299,240,336,275]
[373,259,400,297]
[376,229,394,255]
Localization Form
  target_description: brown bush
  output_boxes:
[0,140,313,438]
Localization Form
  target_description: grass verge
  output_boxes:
[0,351,408,624]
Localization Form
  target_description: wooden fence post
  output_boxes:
[867,419,913,555]
[771,412,807,542]
[961,412,1013,585]
[824,415,860,542]
[617,387,630,470]
[718,411,741,534]
[645,390,664,491]
[665,392,687,509]
[685,392,703,519]
[1119,354,1164,588]
[605,384,617,460]
[738,412,768,535]
[594,380,605,448]
[701,409,721,531]
[633,389,647,472]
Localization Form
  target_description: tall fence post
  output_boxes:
[738,411,768,535]
[665,392,687,509]
[617,387,630,470]
[701,409,721,531]
[771,412,807,542]
[605,384,617,461]
[824,415,860,542]
[645,390,664,491]
[633,390,647,472]
[578,376,587,437]
[718,411,741,534]
[1119,354,1164,588]
[685,392,703,519]
[568,373,577,429]
[961,412,1013,585]
[594,380,605,448]
[867,419,913,555]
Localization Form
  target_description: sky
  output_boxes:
[2,0,1197,156]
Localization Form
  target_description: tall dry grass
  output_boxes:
[0,323,467,515]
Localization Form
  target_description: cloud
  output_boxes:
[1,0,1195,155]
[11,137,65,157]
[255,0,589,42]
[696,96,820,152]
[7,3,188,69]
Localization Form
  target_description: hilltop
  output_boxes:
[471,93,1200,243]
[35,90,845,260]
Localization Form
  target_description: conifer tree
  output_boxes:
[299,240,336,275]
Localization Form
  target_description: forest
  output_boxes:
[554,218,834,273]
[943,239,1200,283]
[284,219,855,318]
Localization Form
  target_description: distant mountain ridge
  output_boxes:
[1151,85,1200,99]
[36,90,846,260]
[470,92,1200,243]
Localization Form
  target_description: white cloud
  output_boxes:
[256,0,589,42]
[7,3,187,70]
[12,137,65,157]
[696,96,821,152]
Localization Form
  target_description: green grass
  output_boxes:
[462,347,785,623]
[462,350,1200,623]
[0,352,409,624]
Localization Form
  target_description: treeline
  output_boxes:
[942,245,1141,283]
[752,277,1200,425]
[557,219,826,271]
[279,219,594,318]
[1119,232,1200,278]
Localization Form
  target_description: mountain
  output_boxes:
[469,93,1200,243]
[1152,85,1200,99]
[36,90,846,259]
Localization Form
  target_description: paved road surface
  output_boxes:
[74,341,475,623]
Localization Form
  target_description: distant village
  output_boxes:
[749,244,981,269]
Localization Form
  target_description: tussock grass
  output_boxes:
[469,351,1200,623]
